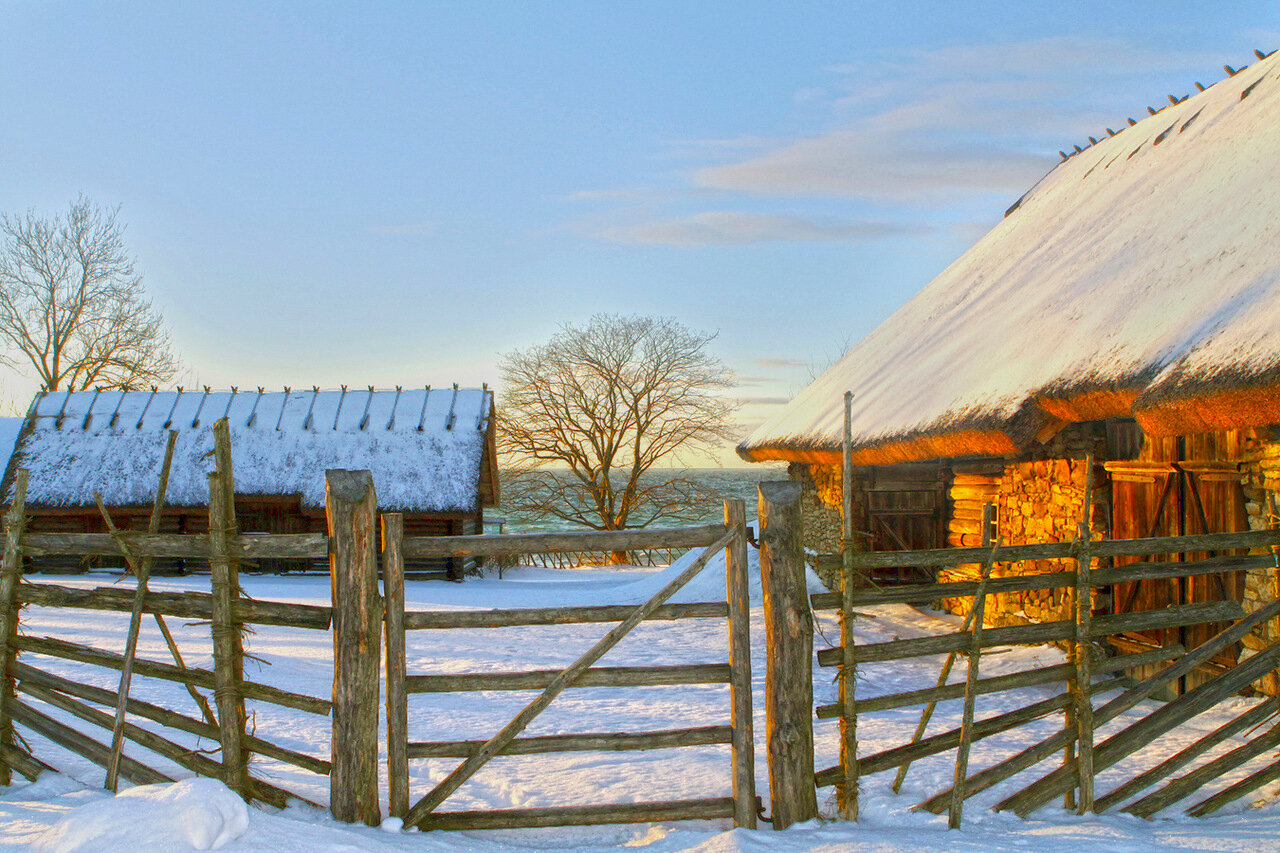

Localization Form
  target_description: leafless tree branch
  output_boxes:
[498,314,737,561]
[0,196,178,391]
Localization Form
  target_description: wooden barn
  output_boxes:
[0,386,499,577]
[738,52,1280,691]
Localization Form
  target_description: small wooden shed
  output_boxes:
[738,52,1280,692]
[0,386,499,577]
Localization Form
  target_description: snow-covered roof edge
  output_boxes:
[1,386,499,513]
[741,50,1280,466]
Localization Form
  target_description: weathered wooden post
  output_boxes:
[209,421,250,798]
[382,512,409,820]
[724,499,757,829]
[326,469,382,826]
[0,469,29,786]
[758,481,818,829]
[838,390,859,820]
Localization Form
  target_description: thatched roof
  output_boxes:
[3,387,498,513]
[740,52,1280,466]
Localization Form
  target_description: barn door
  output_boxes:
[862,465,947,585]
[1105,439,1248,694]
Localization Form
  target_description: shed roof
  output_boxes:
[3,387,497,512]
[740,52,1280,466]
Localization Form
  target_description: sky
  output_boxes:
[2,1,1278,464]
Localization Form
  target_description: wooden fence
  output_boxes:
[0,417,760,832]
[381,502,757,831]
[778,490,1280,827]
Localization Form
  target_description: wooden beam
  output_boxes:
[17,581,332,629]
[408,726,733,758]
[759,481,818,830]
[12,660,329,775]
[996,641,1280,817]
[405,664,731,693]
[0,469,27,787]
[724,498,757,829]
[382,512,408,820]
[400,524,730,559]
[404,601,726,630]
[326,470,383,827]
[417,797,736,831]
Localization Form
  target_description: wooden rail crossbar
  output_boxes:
[408,725,734,758]
[16,581,333,629]
[404,601,727,630]
[813,528,1280,571]
[806,487,1280,831]
[406,664,731,693]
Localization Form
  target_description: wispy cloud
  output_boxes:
[755,357,807,369]
[695,37,1226,203]
[597,211,932,246]
[576,36,1237,243]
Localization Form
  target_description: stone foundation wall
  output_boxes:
[1235,433,1280,694]
[787,462,863,591]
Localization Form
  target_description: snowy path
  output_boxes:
[3,555,1280,851]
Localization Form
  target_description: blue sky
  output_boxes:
[2,2,1277,463]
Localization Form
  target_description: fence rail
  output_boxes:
[384,511,757,832]
[795,490,1280,828]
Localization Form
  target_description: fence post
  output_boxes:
[382,512,409,821]
[758,481,817,829]
[208,421,250,798]
[838,390,859,820]
[0,469,29,786]
[724,499,757,828]
[326,470,382,826]
[1072,457,1097,812]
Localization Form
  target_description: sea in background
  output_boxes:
[495,466,788,534]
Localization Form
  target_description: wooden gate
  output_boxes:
[379,506,758,831]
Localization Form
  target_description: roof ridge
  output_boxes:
[1054,47,1276,165]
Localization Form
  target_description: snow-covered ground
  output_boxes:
[3,546,1280,852]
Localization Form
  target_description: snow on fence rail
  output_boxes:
[0,416,763,833]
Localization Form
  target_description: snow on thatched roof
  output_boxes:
[4,387,496,512]
[741,52,1280,466]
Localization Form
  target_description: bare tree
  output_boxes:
[0,196,178,391]
[499,314,736,562]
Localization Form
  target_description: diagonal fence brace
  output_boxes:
[402,526,739,829]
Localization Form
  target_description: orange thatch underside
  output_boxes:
[1136,382,1280,436]
[740,428,1020,466]
[1035,388,1139,422]
[745,382,1280,465]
